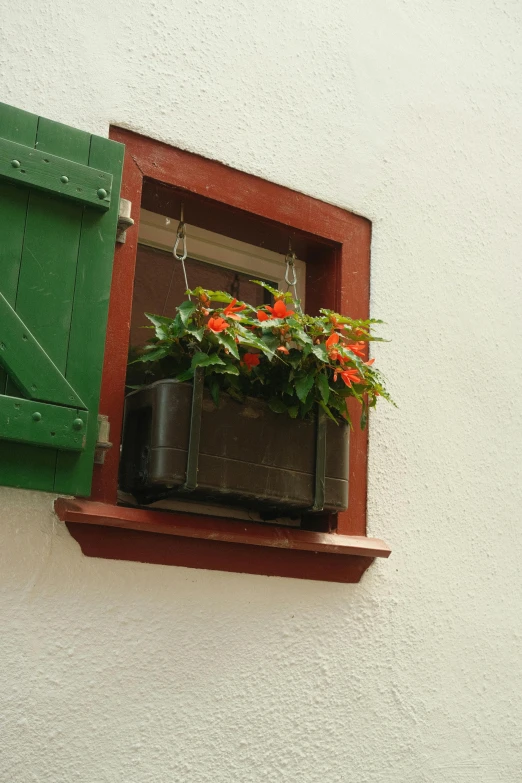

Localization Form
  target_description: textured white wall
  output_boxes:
[1,0,522,780]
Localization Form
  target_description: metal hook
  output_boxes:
[163,203,191,312]
[173,222,188,262]
[284,251,297,287]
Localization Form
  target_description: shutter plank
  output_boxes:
[0,105,57,488]
[54,136,124,495]
[0,116,90,489]
[0,104,38,391]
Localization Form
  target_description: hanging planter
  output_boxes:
[121,280,393,516]
[120,376,349,514]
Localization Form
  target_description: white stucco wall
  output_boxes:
[1,1,522,780]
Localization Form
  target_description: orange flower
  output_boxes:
[326,333,340,348]
[347,342,366,358]
[207,316,228,333]
[365,358,375,366]
[330,316,346,331]
[257,310,269,322]
[241,352,260,370]
[265,299,294,319]
[326,332,341,361]
[340,368,361,387]
[277,345,290,355]
[224,298,246,320]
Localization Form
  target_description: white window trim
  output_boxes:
[138,208,307,306]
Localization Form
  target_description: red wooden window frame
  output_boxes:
[56,127,391,582]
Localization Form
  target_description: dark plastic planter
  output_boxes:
[120,379,349,516]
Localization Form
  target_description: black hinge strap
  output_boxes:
[183,367,204,492]
[311,406,327,511]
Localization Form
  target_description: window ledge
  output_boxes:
[55,498,391,583]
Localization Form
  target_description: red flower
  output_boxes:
[277,345,290,355]
[207,316,228,333]
[224,299,246,320]
[347,341,366,358]
[265,299,294,319]
[241,352,260,370]
[257,310,269,322]
[340,368,361,387]
[330,316,346,331]
[326,332,341,361]
[326,333,340,348]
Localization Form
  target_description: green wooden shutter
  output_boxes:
[0,102,124,495]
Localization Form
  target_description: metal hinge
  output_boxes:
[94,414,112,464]
[116,198,134,244]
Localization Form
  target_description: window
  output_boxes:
[57,127,390,582]
[0,102,390,581]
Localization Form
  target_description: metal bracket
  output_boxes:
[94,414,112,464]
[116,198,134,243]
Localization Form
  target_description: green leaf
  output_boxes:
[130,345,169,364]
[292,328,312,345]
[319,400,338,424]
[360,399,368,430]
[215,331,240,360]
[178,300,196,325]
[287,405,299,419]
[176,368,194,382]
[208,377,220,407]
[235,326,275,358]
[251,279,291,301]
[191,352,225,369]
[300,395,316,418]
[227,386,245,403]
[316,372,330,404]
[294,374,314,403]
[311,343,328,363]
[268,398,288,414]
[211,363,240,375]
[185,323,205,341]
[144,313,173,340]
[188,287,235,304]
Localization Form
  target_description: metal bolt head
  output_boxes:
[32,412,42,422]
[60,175,69,184]
[72,418,84,430]
[97,188,108,199]
[11,160,21,168]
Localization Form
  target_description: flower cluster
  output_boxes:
[129,282,392,428]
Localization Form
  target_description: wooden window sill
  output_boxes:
[55,498,391,583]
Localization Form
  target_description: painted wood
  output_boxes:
[0,104,57,488]
[55,498,391,556]
[0,104,38,393]
[100,129,370,541]
[56,498,390,583]
[0,396,87,450]
[54,134,124,495]
[0,137,112,210]
[0,291,85,407]
[90,150,143,504]
[0,103,123,494]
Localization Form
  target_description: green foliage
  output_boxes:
[129,284,393,427]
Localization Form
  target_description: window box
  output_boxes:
[119,378,349,515]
